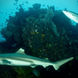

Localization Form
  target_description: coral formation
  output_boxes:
[1,4,78,61]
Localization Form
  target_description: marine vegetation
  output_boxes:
[0,3,78,78]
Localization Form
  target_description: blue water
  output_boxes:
[0,34,6,42]
[0,0,78,40]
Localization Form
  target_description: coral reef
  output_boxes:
[1,4,78,60]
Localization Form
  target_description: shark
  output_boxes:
[0,48,74,70]
[63,10,78,23]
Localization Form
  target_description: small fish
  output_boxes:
[0,48,74,70]
[63,10,78,23]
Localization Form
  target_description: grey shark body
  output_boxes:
[0,48,74,70]
[63,10,78,23]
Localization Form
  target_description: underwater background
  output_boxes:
[0,0,78,78]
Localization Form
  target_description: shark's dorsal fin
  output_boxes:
[16,48,25,54]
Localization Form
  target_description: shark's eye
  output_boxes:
[2,59,11,64]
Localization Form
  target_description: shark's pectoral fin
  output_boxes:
[30,64,37,68]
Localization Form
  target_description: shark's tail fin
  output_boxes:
[53,57,74,70]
